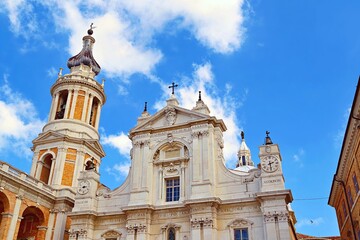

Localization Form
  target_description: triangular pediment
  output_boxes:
[130,105,226,134]
[32,131,66,144]
[32,131,105,157]
[84,139,106,157]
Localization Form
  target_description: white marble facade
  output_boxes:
[69,94,296,240]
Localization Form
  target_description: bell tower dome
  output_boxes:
[30,26,106,189]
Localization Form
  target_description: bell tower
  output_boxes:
[30,26,106,189]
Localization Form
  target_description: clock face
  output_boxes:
[77,180,90,195]
[261,155,280,172]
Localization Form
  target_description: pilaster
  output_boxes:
[6,194,23,240]
[45,209,56,240]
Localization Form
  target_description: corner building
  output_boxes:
[329,78,360,240]
[0,29,297,240]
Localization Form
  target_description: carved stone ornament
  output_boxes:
[101,230,121,238]
[190,217,213,228]
[126,223,147,234]
[243,169,261,183]
[165,107,177,125]
[69,229,87,238]
[264,211,289,222]
[167,133,174,144]
[227,218,253,228]
[165,163,179,176]
[153,149,160,161]
[161,223,181,232]
[96,186,111,198]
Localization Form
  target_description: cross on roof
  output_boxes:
[168,82,178,95]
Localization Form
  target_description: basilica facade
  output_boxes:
[0,29,297,240]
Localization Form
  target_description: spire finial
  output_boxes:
[198,91,202,101]
[168,82,178,95]
[241,131,244,140]
[88,23,96,35]
[265,130,273,145]
[144,102,148,112]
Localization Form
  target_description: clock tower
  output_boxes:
[29,26,106,190]
[259,131,285,192]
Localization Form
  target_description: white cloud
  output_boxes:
[154,62,245,167]
[0,75,46,158]
[102,132,132,157]
[292,148,305,167]
[105,163,131,181]
[296,217,324,228]
[102,132,132,178]
[0,0,247,78]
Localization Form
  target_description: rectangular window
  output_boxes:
[348,188,354,206]
[166,178,180,202]
[234,228,249,240]
[353,173,359,193]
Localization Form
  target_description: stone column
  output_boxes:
[69,90,78,119]
[49,93,60,121]
[94,102,102,130]
[64,90,73,119]
[52,210,67,240]
[277,212,291,240]
[45,209,56,240]
[35,161,43,179]
[48,157,56,185]
[132,142,141,190]
[203,218,214,240]
[190,219,201,240]
[53,147,66,186]
[263,212,279,240]
[6,195,23,240]
[201,131,209,181]
[0,212,12,239]
[191,132,201,182]
[72,150,85,187]
[137,225,148,240]
[30,150,40,177]
[37,226,48,240]
[180,166,185,200]
[86,95,94,123]
[81,92,89,122]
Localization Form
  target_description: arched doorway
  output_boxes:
[0,192,10,239]
[16,206,45,240]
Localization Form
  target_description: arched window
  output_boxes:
[55,90,68,119]
[168,227,175,240]
[40,154,53,184]
[89,98,99,127]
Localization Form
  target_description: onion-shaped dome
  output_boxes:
[67,28,101,75]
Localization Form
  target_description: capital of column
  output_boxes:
[190,217,213,228]
[16,194,24,200]
[126,223,147,234]
[263,211,289,222]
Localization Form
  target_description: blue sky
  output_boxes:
[0,0,359,237]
